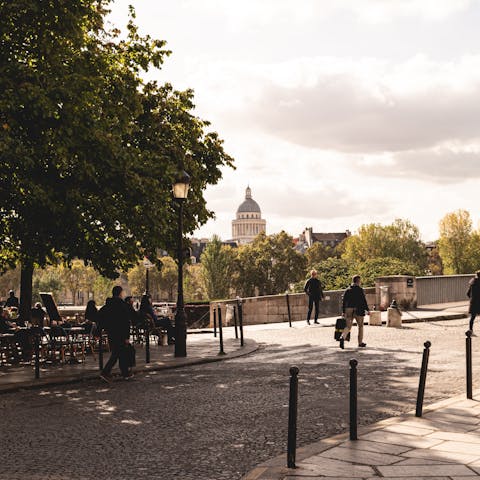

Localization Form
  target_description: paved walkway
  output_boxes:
[231,302,468,332]
[0,335,257,393]
[244,392,480,480]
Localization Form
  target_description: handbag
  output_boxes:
[334,317,350,342]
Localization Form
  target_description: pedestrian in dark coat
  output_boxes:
[467,271,480,335]
[339,275,369,349]
[304,270,325,325]
[5,290,19,308]
[98,286,132,381]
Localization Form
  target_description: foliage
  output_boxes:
[305,257,354,291]
[233,232,307,297]
[184,264,207,302]
[355,257,422,287]
[438,210,474,274]
[342,219,427,270]
[32,267,63,303]
[427,245,443,276]
[0,266,20,300]
[200,235,235,300]
[305,242,337,267]
[127,256,178,301]
[0,1,233,317]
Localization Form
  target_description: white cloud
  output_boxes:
[212,55,480,154]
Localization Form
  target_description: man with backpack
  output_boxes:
[339,275,369,349]
[98,286,133,382]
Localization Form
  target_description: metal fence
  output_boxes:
[416,275,474,306]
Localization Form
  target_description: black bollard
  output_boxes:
[415,341,431,417]
[237,298,244,347]
[218,305,225,355]
[34,334,40,379]
[213,307,217,338]
[286,294,292,328]
[233,305,239,339]
[145,322,150,364]
[349,359,358,441]
[287,366,299,469]
[98,332,104,371]
[466,331,473,400]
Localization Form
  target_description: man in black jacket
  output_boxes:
[467,271,480,335]
[99,286,132,382]
[304,270,325,325]
[340,275,369,349]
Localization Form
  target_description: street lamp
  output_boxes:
[143,258,154,295]
[172,169,191,357]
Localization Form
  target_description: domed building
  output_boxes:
[232,186,266,244]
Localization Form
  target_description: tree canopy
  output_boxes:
[233,231,306,297]
[438,210,480,274]
[341,219,427,270]
[0,1,233,317]
[200,235,235,300]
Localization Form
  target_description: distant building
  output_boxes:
[296,227,351,253]
[231,186,266,244]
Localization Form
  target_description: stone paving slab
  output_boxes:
[243,390,480,479]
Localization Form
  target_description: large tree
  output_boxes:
[233,232,306,297]
[200,235,235,300]
[0,2,233,319]
[342,219,427,270]
[438,210,475,274]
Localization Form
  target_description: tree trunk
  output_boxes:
[19,262,34,322]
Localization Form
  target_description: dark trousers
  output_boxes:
[102,342,129,377]
[470,314,478,331]
[307,297,320,321]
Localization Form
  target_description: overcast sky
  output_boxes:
[109,0,480,241]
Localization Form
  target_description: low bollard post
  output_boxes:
[233,305,239,340]
[287,366,299,469]
[98,331,104,371]
[415,341,431,417]
[286,293,292,328]
[218,305,225,355]
[213,307,217,338]
[466,331,473,400]
[145,322,150,364]
[349,359,358,441]
[237,298,244,347]
[34,333,40,379]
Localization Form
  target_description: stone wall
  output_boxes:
[210,288,376,327]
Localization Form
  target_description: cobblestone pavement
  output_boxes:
[0,318,478,480]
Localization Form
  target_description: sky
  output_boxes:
[108,0,480,242]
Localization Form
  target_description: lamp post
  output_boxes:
[143,258,154,295]
[172,170,191,357]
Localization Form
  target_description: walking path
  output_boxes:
[0,336,257,393]
[0,302,468,394]
[218,301,468,333]
[244,392,480,480]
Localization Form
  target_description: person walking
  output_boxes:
[304,270,325,325]
[467,271,480,336]
[98,286,132,382]
[339,275,369,349]
[5,290,19,308]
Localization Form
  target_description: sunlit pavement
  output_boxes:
[0,308,478,480]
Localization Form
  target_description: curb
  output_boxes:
[0,339,259,395]
[242,387,480,480]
